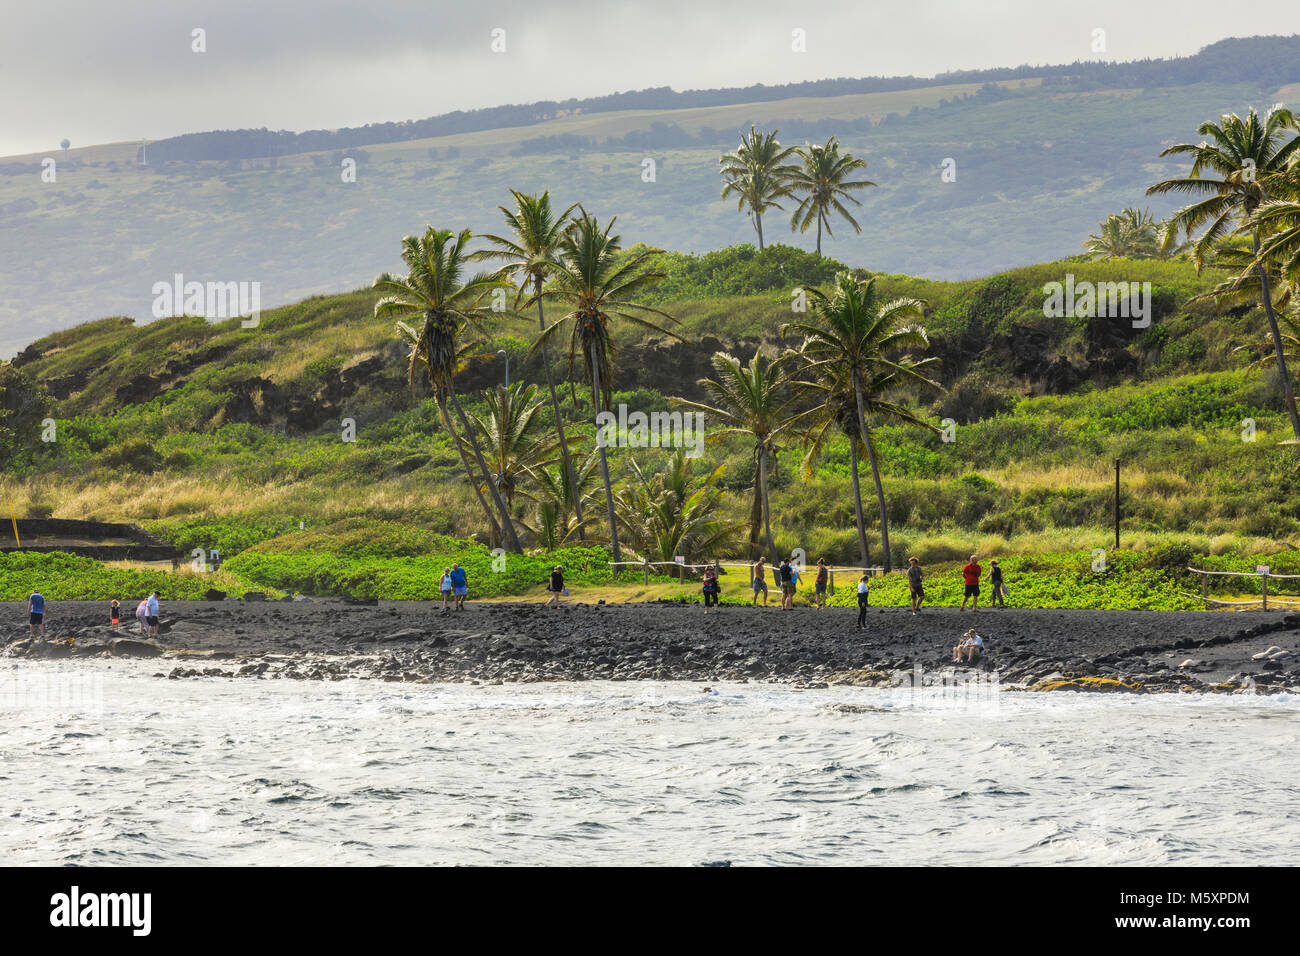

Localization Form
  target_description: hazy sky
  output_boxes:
[2,0,1298,156]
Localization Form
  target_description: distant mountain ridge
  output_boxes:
[140,35,1300,163]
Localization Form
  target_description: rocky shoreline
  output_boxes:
[4,599,1300,694]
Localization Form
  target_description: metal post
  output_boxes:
[1262,571,1268,611]
[644,559,650,587]
[1114,459,1121,550]
[829,568,835,595]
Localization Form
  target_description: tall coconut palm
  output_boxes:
[475,190,587,536]
[788,137,877,256]
[670,351,795,563]
[719,125,798,250]
[532,211,678,563]
[375,226,523,552]
[1147,106,1300,442]
[614,449,741,563]
[782,272,939,572]
[788,361,940,566]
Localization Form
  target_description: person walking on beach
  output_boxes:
[960,555,982,612]
[544,565,565,608]
[146,591,161,638]
[778,558,795,610]
[450,563,468,610]
[135,598,149,635]
[989,560,1007,607]
[855,573,870,630]
[907,557,924,614]
[110,599,121,631]
[439,567,454,614]
[702,563,721,613]
[27,590,46,640]
[751,557,769,607]
[814,559,829,609]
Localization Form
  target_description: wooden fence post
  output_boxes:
[1262,572,1268,611]
[829,568,835,595]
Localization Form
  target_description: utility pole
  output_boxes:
[1114,458,1121,550]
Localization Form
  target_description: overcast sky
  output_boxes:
[2,0,1298,157]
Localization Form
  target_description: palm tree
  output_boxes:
[614,449,741,563]
[462,382,558,514]
[782,272,939,571]
[789,361,939,566]
[532,211,678,563]
[1233,303,1300,376]
[788,137,877,255]
[523,453,601,551]
[719,125,798,250]
[475,190,587,536]
[1082,207,1160,259]
[671,351,795,563]
[1147,106,1300,442]
[375,226,523,552]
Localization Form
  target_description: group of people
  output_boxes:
[24,590,162,641]
[437,564,470,612]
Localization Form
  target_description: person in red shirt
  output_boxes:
[960,554,982,612]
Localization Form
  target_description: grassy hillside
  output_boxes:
[4,245,1300,610]
[1,69,1293,354]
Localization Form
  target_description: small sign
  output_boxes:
[1257,565,1270,576]
[674,556,685,564]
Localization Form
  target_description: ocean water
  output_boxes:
[1,660,1296,865]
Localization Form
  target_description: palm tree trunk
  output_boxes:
[755,211,764,250]
[748,448,763,557]
[1253,231,1300,443]
[589,343,621,563]
[449,386,523,553]
[853,372,891,572]
[816,216,822,257]
[536,279,586,537]
[848,435,869,566]
[758,441,777,564]
[437,395,498,540]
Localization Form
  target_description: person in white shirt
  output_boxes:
[135,599,149,635]
[145,591,161,638]
[855,573,870,630]
[953,628,984,663]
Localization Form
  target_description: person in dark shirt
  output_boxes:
[814,559,829,609]
[544,566,565,608]
[702,564,721,612]
[907,558,924,614]
[989,559,1007,607]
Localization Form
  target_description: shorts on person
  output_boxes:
[781,582,796,596]
[964,584,979,598]
[454,586,468,597]
[146,615,159,627]
[29,612,43,626]
[752,578,767,593]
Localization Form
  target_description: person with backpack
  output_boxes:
[855,573,871,630]
[449,563,469,610]
[702,563,721,613]
[814,559,829,609]
[27,590,46,640]
[989,559,1008,607]
[438,567,454,614]
[543,565,565,608]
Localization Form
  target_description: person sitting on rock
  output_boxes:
[953,628,985,663]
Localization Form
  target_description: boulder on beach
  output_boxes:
[1252,646,1283,660]
[204,588,227,602]
[110,638,163,658]
[342,596,379,606]
[243,592,266,602]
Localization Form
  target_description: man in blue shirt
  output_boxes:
[449,564,469,610]
[28,590,46,640]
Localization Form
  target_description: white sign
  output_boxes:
[674,556,685,564]
[1257,565,1270,576]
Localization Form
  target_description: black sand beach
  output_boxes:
[5,599,1300,693]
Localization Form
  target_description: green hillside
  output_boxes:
[4,243,1299,610]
